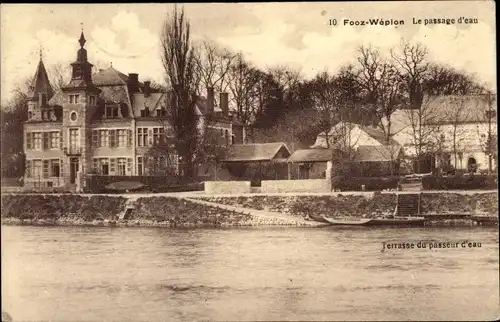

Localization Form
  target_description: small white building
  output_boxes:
[383,95,497,172]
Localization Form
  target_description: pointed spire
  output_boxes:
[39,44,43,61]
[79,31,86,48]
[28,55,54,101]
[79,22,86,48]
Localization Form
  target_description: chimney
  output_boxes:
[207,87,214,114]
[128,73,139,93]
[220,92,229,116]
[144,81,151,97]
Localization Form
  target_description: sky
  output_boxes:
[0,1,496,104]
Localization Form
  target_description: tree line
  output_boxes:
[1,5,494,180]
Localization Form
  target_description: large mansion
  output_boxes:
[23,32,243,188]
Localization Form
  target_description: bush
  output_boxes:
[332,176,400,191]
[422,174,498,190]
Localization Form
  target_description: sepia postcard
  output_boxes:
[1,1,498,321]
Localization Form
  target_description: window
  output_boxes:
[153,127,165,145]
[99,159,110,175]
[49,132,60,149]
[69,129,79,149]
[26,133,32,150]
[99,130,109,147]
[141,108,150,117]
[137,157,144,176]
[26,160,32,178]
[117,158,127,176]
[50,159,60,177]
[32,160,42,178]
[156,108,166,117]
[137,128,148,147]
[105,105,119,118]
[117,129,127,147]
[69,95,80,104]
[231,135,235,145]
[70,111,78,121]
[33,132,42,150]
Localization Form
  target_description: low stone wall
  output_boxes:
[261,179,331,193]
[199,192,499,218]
[204,181,251,194]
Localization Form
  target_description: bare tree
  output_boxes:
[440,96,473,170]
[390,40,429,110]
[227,53,262,141]
[160,5,201,180]
[401,95,441,172]
[195,39,236,95]
[357,45,405,175]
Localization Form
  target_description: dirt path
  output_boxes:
[183,197,328,227]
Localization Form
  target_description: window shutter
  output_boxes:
[109,130,116,147]
[92,130,98,147]
[26,160,32,178]
[59,130,63,149]
[42,160,49,178]
[127,158,133,175]
[127,129,132,147]
[26,133,32,150]
[148,128,153,146]
[110,158,116,175]
[43,132,49,150]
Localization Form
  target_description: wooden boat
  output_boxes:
[316,215,426,226]
[369,216,426,226]
[321,217,372,226]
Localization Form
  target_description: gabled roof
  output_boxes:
[423,95,497,125]
[358,125,399,146]
[223,142,291,162]
[355,145,402,162]
[27,58,54,100]
[287,148,332,163]
[318,121,399,146]
[93,67,131,86]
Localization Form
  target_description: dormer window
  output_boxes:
[156,108,167,117]
[69,94,80,104]
[105,105,119,118]
[141,107,150,117]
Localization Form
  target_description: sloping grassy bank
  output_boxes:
[1,194,127,222]
[0,194,255,227]
[132,197,253,227]
[198,192,499,218]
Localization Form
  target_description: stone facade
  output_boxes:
[23,31,243,189]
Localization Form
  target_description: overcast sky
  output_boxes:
[0,1,495,104]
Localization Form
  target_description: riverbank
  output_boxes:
[1,191,498,228]
[0,194,319,228]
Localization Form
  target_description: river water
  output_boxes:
[1,225,499,321]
